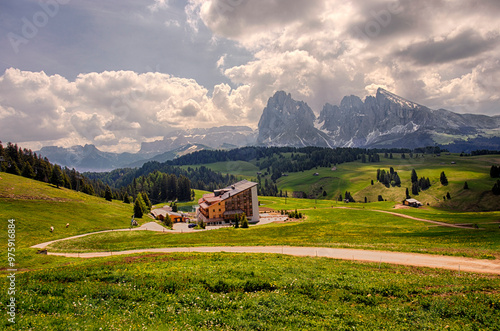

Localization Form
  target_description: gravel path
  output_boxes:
[31,222,168,250]
[31,212,499,275]
[46,246,500,275]
[335,207,477,229]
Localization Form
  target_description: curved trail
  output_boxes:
[31,212,498,275]
[46,246,500,275]
[334,207,476,229]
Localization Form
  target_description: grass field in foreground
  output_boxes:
[1,253,499,330]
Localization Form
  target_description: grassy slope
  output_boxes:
[2,253,499,330]
[180,154,500,211]
[180,161,259,180]
[0,173,140,272]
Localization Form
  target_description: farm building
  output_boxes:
[151,207,189,223]
[197,180,259,226]
[404,198,423,208]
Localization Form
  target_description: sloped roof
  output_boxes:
[220,180,257,200]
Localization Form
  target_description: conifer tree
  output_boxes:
[104,185,113,201]
[240,213,249,228]
[50,165,64,188]
[440,171,448,185]
[411,182,419,195]
[492,180,500,195]
[133,198,143,218]
[21,163,35,179]
[411,169,418,183]
[463,181,469,190]
[164,214,173,228]
[141,192,152,212]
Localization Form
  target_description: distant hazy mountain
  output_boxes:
[258,89,500,149]
[37,144,145,172]
[124,144,212,168]
[37,126,256,171]
[139,126,257,156]
[37,143,213,172]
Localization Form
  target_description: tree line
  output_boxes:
[0,142,97,195]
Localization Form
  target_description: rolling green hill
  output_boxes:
[181,153,500,211]
[0,173,142,272]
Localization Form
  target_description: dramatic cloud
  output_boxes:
[396,30,499,65]
[0,68,260,152]
[0,0,499,152]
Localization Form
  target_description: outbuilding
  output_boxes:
[404,198,423,208]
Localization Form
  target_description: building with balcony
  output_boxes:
[197,180,259,225]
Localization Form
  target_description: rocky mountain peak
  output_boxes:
[257,91,331,147]
[259,88,500,149]
[340,95,364,110]
[376,88,421,109]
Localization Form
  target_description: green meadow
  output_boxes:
[182,153,500,211]
[1,155,500,330]
[1,253,499,330]
[48,202,500,259]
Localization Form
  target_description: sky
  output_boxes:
[0,0,499,153]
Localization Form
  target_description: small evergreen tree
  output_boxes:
[104,185,113,202]
[240,214,249,228]
[364,196,367,203]
[172,203,178,212]
[164,214,173,228]
[492,180,500,195]
[463,181,469,190]
[123,194,130,204]
[393,173,401,187]
[411,182,419,195]
[198,219,206,229]
[405,188,411,199]
[141,192,152,212]
[6,161,21,176]
[411,169,418,183]
[378,195,384,201]
[446,192,451,199]
[134,198,143,218]
[440,171,448,186]
[50,165,64,188]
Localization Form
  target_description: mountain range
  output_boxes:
[37,89,500,171]
[258,88,500,149]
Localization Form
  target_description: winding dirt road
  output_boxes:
[46,246,500,275]
[31,213,499,275]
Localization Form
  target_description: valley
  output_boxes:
[1,149,500,330]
